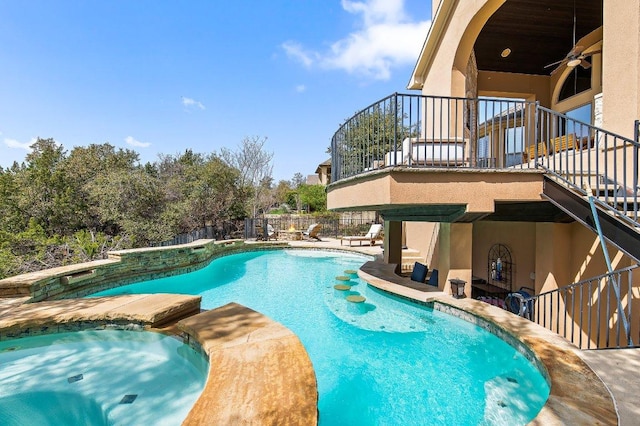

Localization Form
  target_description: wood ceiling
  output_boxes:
[474,0,603,75]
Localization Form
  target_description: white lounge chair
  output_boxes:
[303,223,322,241]
[340,224,383,246]
[384,137,465,166]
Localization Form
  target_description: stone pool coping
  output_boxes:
[178,302,318,425]
[0,294,202,340]
[0,295,318,425]
[358,263,618,425]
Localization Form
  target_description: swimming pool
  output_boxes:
[0,330,207,426]
[93,249,550,425]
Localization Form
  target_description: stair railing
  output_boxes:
[517,264,639,350]
[536,107,640,227]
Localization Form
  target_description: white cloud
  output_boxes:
[282,41,315,68]
[125,136,151,148]
[282,0,430,81]
[295,84,307,93]
[4,137,35,151]
[181,96,206,110]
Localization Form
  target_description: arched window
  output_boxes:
[558,59,592,102]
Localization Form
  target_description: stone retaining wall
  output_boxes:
[0,240,283,302]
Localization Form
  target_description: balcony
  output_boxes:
[328,94,640,250]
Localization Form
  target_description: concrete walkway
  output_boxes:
[578,348,640,426]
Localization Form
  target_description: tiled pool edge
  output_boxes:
[360,270,618,425]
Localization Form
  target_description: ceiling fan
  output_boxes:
[544,45,600,74]
[544,1,601,75]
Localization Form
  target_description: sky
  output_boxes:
[0,0,431,182]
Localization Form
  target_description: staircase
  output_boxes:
[512,116,640,349]
[401,248,424,273]
[536,110,640,263]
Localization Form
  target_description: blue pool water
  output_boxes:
[93,249,550,425]
[0,330,207,426]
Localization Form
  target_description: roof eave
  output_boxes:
[407,0,459,90]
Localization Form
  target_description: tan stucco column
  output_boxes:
[438,222,473,296]
[383,220,403,270]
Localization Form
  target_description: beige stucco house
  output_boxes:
[314,158,331,186]
[327,0,640,349]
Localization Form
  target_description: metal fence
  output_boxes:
[244,216,379,240]
[519,265,639,350]
[538,107,640,224]
[152,221,242,247]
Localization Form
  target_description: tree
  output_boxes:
[220,136,274,217]
[85,168,169,245]
[15,138,73,235]
[291,172,305,188]
[297,184,327,212]
[62,143,141,231]
[186,155,247,229]
[331,98,418,176]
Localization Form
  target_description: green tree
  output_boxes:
[297,184,327,212]
[85,168,168,245]
[62,143,140,231]
[186,155,247,228]
[15,138,75,235]
[332,99,418,176]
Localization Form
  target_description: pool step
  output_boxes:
[401,248,425,273]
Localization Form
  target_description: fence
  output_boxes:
[152,221,242,247]
[519,265,639,350]
[244,216,378,240]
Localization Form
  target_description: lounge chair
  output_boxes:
[302,223,322,241]
[256,224,276,241]
[340,224,383,246]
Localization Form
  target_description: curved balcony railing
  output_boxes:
[330,93,640,224]
[330,93,538,181]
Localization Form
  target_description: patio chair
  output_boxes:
[410,262,428,283]
[426,269,438,287]
[302,223,322,241]
[340,223,383,246]
[256,224,276,241]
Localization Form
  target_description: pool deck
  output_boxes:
[0,237,638,425]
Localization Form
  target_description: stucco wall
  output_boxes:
[472,221,536,290]
[602,0,640,138]
[405,221,439,265]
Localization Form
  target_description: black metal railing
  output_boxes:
[331,93,538,181]
[517,265,639,350]
[331,93,640,226]
[537,107,640,224]
[244,216,378,240]
[152,222,242,247]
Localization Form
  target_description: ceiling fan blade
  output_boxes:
[568,45,585,57]
[550,63,565,76]
[544,58,567,69]
[580,59,592,69]
[582,49,602,57]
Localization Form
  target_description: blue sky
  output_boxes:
[0,0,431,182]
